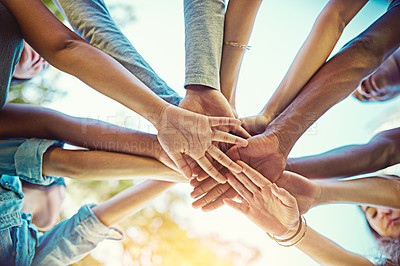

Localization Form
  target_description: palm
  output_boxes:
[249,191,298,236]
[227,133,286,182]
[275,171,319,214]
[157,108,211,159]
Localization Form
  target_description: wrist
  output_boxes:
[150,135,162,160]
[276,218,300,239]
[263,128,291,159]
[312,180,330,206]
[259,110,275,125]
[267,215,308,247]
[149,102,170,128]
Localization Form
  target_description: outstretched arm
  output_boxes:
[219,0,262,112]
[286,127,400,178]
[259,0,367,121]
[0,103,161,159]
[275,171,400,214]
[33,180,174,265]
[267,5,400,158]
[42,146,185,182]
[296,227,373,266]
[92,180,174,227]
[1,0,247,182]
[224,162,373,265]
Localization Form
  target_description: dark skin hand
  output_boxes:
[352,48,400,102]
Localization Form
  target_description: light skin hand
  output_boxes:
[274,171,320,214]
[190,132,288,210]
[190,164,320,214]
[223,161,300,236]
[190,129,288,210]
[179,86,251,137]
[155,105,248,182]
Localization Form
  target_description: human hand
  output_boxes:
[190,170,319,214]
[197,130,287,183]
[224,161,300,236]
[240,115,271,136]
[155,105,248,182]
[13,41,49,80]
[190,172,239,211]
[155,142,209,180]
[352,51,400,102]
[179,87,250,138]
[190,131,287,210]
[275,171,320,214]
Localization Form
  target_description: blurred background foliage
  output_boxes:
[8,1,260,265]
[65,180,259,266]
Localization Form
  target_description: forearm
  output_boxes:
[53,0,182,106]
[286,128,400,178]
[42,147,185,182]
[314,176,400,209]
[268,7,400,156]
[296,227,373,266]
[220,0,262,106]
[92,180,174,227]
[0,104,161,158]
[2,0,168,125]
[260,0,367,119]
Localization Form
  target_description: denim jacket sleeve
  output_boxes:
[32,204,114,266]
[54,0,182,106]
[0,139,62,230]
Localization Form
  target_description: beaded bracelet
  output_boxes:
[267,215,307,247]
[224,41,251,50]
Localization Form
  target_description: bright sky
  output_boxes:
[45,0,400,265]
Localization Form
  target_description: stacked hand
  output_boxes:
[224,161,299,236]
[190,155,318,214]
[352,50,400,102]
[239,115,271,136]
[155,105,248,182]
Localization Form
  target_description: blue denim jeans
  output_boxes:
[0,139,115,265]
[55,0,182,106]
[0,2,24,110]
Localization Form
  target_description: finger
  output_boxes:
[207,145,242,173]
[271,183,297,207]
[189,177,202,187]
[190,177,220,198]
[208,116,242,127]
[191,162,210,180]
[230,171,260,196]
[226,174,253,200]
[352,90,365,102]
[168,153,192,179]
[223,198,249,215]
[212,130,248,147]
[191,183,231,208]
[237,161,272,187]
[196,156,227,183]
[232,126,252,139]
[202,187,239,211]
[184,154,200,178]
